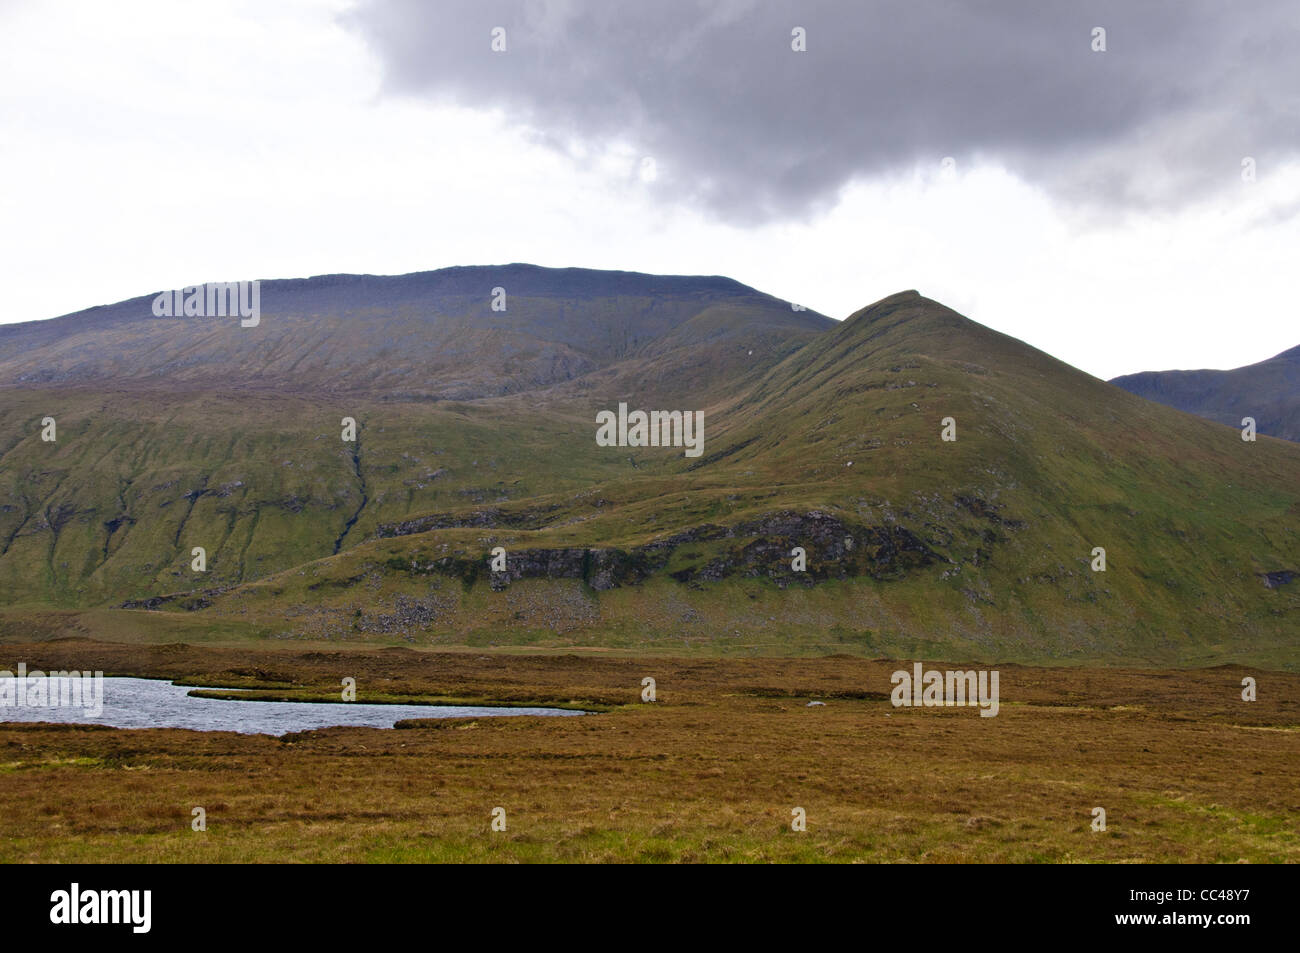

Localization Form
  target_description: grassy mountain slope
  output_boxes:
[1,280,1296,666]
[1111,344,1300,442]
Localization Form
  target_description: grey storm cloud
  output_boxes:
[344,0,1300,223]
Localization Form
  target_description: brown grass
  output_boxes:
[0,642,1296,863]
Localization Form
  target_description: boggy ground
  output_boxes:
[0,640,1296,863]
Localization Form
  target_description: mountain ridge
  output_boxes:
[1110,344,1300,442]
[0,265,833,401]
[0,268,1296,666]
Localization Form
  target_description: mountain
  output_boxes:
[1110,345,1300,442]
[0,264,832,402]
[1,271,1297,667]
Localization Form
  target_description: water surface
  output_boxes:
[0,676,585,735]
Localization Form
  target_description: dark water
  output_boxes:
[0,676,586,735]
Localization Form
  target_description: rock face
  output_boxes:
[719,512,939,585]
[117,507,946,617]
[375,505,560,537]
[380,510,943,593]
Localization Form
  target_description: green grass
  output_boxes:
[1,292,1296,666]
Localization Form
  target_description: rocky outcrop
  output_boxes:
[375,504,561,537]
[383,510,941,592]
[123,500,1010,611]
[121,586,230,611]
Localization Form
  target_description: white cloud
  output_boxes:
[0,0,1295,381]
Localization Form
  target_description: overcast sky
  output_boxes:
[1,0,1296,379]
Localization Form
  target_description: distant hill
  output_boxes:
[0,265,832,402]
[1110,345,1300,442]
[1,271,1297,667]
